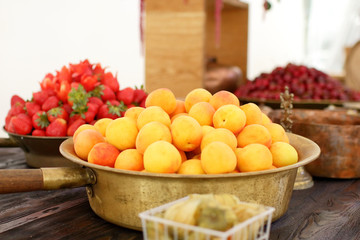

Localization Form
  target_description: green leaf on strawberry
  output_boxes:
[68,84,89,117]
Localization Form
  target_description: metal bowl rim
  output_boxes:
[60,133,321,179]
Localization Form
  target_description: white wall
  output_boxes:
[0,0,305,137]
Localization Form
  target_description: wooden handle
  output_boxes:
[0,137,18,147]
[0,169,43,193]
[0,167,96,194]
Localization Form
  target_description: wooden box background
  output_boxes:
[144,0,248,98]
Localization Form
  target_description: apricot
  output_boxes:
[261,113,272,125]
[124,107,145,122]
[201,125,215,136]
[94,118,112,137]
[201,128,237,151]
[106,117,139,150]
[237,124,272,148]
[136,121,172,154]
[137,106,171,129]
[145,88,177,115]
[170,116,203,152]
[73,124,97,142]
[114,149,144,171]
[201,141,237,174]
[170,113,189,123]
[178,148,187,163]
[177,159,205,174]
[188,102,215,126]
[270,142,298,167]
[263,123,289,143]
[184,88,212,112]
[209,90,240,110]
[240,103,263,125]
[213,105,246,134]
[88,142,120,167]
[236,143,273,172]
[74,129,105,160]
[169,100,186,118]
[143,141,182,173]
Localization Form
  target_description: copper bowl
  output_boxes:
[0,130,77,168]
[269,109,360,178]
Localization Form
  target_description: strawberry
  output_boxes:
[70,59,93,82]
[68,114,82,126]
[46,118,67,137]
[33,90,49,105]
[32,111,50,130]
[42,96,60,111]
[102,72,119,93]
[4,113,12,131]
[83,102,99,123]
[117,87,134,105]
[100,85,116,102]
[57,81,71,103]
[63,103,73,114]
[67,118,86,136]
[68,84,89,114]
[58,66,72,83]
[47,107,69,122]
[88,96,103,108]
[9,113,33,135]
[40,73,55,91]
[32,129,46,136]
[11,95,25,107]
[139,98,146,108]
[25,101,41,117]
[97,101,126,119]
[93,63,105,81]
[133,86,147,104]
[81,75,98,92]
[9,101,26,116]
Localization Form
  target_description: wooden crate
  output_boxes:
[144,0,248,98]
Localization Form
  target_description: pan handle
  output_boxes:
[0,167,96,194]
[0,137,18,147]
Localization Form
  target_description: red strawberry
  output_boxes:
[139,98,146,108]
[81,75,98,92]
[47,107,69,122]
[63,103,73,114]
[133,87,147,104]
[11,95,25,107]
[32,111,50,130]
[25,101,41,117]
[97,101,126,119]
[117,87,134,105]
[40,73,55,91]
[42,96,60,111]
[9,113,33,135]
[68,114,82,126]
[88,96,103,108]
[102,72,119,93]
[100,85,116,102]
[33,90,49,105]
[32,129,46,136]
[93,63,105,81]
[83,102,99,123]
[67,118,86,136]
[57,81,71,103]
[46,118,67,137]
[4,113,12,131]
[9,101,26,116]
[59,65,72,83]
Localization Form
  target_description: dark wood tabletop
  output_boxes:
[0,147,359,240]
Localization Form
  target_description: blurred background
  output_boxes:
[1,0,359,137]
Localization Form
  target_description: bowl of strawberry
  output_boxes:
[1,59,148,168]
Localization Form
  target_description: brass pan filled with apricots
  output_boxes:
[0,133,320,231]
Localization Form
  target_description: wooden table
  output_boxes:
[0,147,359,240]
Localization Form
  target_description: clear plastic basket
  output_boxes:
[139,196,275,240]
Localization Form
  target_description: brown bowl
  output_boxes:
[1,130,77,168]
[269,109,360,178]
